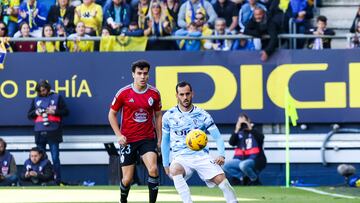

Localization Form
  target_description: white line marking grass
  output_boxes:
[295,187,358,199]
[0,189,257,202]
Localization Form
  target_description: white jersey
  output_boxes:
[162,105,216,158]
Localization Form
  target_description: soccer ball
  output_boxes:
[186,129,208,151]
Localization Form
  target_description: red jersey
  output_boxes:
[111,84,162,143]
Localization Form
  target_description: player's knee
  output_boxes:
[169,164,185,176]
[212,173,226,185]
[122,177,133,186]
[147,165,158,176]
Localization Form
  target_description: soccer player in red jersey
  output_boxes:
[108,60,162,203]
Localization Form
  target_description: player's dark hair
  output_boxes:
[0,138,7,149]
[176,81,193,93]
[131,60,151,72]
[35,80,51,94]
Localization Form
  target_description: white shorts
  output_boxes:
[171,154,224,188]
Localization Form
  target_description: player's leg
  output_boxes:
[120,164,135,203]
[211,174,238,203]
[170,161,193,203]
[119,143,137,203]
[194,155,238,203]
[140,140,159,203]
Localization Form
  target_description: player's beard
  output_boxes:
[181,98,192,109]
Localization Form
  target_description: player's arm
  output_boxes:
[208,125,226,166]
[155,110,162,150]
[161,131,171,175]
[161,115,171,176]
[108,109,126,145]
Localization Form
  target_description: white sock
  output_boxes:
[173,174,192,203]
[218,179,238,203]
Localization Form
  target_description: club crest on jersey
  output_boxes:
[148,97,154,106]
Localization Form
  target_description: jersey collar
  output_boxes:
[177,105,195,113]
[131,83,149,94]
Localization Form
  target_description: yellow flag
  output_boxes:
[285,88,298,126]
[100,36,148,52]
[279,0,290,12]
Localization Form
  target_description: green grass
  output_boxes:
[0,186,359,203]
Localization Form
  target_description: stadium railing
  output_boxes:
[5,33,356,49]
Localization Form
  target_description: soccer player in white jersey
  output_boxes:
[161,81,238,203]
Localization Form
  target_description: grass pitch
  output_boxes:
[0,186,359,203]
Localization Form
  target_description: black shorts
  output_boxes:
[119,139,157,166]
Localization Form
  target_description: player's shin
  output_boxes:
[120,181,131,203]
[173,174,193,203]
[218,178,238,203]
[148,175,159,203]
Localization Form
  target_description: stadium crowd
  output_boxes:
[0,0,358,54]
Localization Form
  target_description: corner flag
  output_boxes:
[284,87,298,187]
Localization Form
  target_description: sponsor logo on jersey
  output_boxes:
[133,108,149,122]
[129,98,134,103]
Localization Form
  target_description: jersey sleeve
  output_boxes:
[110,92,124,112]
[153,90,162,112]
[202,110,215,130]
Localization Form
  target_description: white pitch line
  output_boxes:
[0,189,258,202]
[295,187,358,199]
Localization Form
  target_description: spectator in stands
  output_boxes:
[0,138,18,186]
[27,80,69,185]
[0,21,9,37]
[177,0,218,29]
[13,22,37,52]
[0,0,20,37]
[101,26,111,36]
[37,0,56,17]
[74,0,103,36]
[67,21,94,52]
[103,0,132,35]
[306,15,335,50]
[144,1,175,50]
[285,0,313,48]
[20,147,56,186]
[204,17,232,50]
[194,11,213,49]
[244,7,278,61]
[55,22,68,51]
[17,0,47,37]
[122,21,144,36]
[175,22,202,51]
[238,0,266,33]
[163,0,180,29]
[223,113,266,186]
[47,0,76,35]
[135,0,150,30]
[231,39,255,50]
[37,24,59,52]
[350,6,360,33]
[212,0,238,33]
[351,21,360,48]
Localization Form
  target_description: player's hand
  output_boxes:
[117,135,127,146]
[214,156,225,166]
